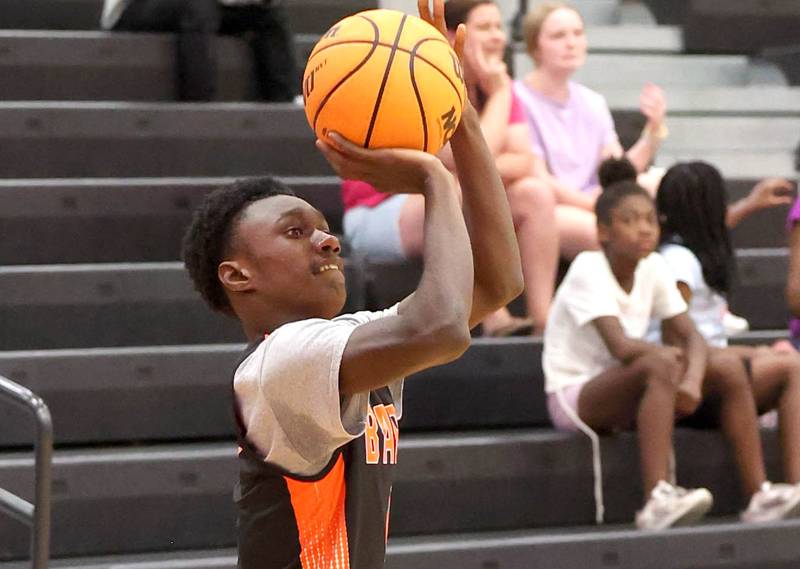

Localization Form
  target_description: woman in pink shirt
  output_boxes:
[344,0,560,335]
[513,1,668,260]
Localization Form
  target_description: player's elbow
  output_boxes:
[430,321,472,363]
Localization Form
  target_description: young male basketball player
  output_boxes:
[181,2,522,568]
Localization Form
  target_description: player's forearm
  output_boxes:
[450,104,523,323]
[403,165,473,353]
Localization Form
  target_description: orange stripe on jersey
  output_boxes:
[284,454,350,569]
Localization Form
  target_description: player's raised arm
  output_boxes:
[317,134,473,395]
[421,0,524,328]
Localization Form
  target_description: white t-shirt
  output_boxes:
[543,251,688,393]
[234,304,403,476]
[647,243,728,348]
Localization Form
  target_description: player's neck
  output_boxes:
[236,303,311,340]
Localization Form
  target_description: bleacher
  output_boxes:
[0,1,799,568]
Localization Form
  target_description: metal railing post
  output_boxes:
[0,375,52,569]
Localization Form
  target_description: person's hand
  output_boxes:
[639,82,666,131]
[653,345,684,368]
[746,178,795,212]
[675,380,702,417]
[317,132,446,195]
[463,36,509,96]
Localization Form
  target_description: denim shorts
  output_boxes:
[343,194,409,262]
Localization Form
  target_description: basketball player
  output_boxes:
[181,2,522,567]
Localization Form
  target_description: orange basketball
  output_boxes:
[303,9,467,154]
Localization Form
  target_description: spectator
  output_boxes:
[651,160,800,488]
[101,0,299,102]
[343,0,558,335]
[543,179,800,529]
[514,1,668,254]
[787,143,800,348]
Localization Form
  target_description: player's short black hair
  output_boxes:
[595,180,651,225]
[182,177,295,314]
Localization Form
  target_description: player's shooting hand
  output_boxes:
[418,0,467,68]
[317,132,450,195]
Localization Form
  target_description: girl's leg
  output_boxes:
[705,349,766,496]
[749,349,800,483]
[578,351,681,496]
[505,176,559,332]
[555,205,599,260]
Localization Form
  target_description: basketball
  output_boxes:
[303,9,467,154]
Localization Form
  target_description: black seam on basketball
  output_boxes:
[312,38,465,110]
[409,42,429,152]
[364,13,408,148]
[312,16,380,133]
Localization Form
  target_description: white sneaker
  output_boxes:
[723,310,749,337]
[741,481,800,523]
[635,480,713,530]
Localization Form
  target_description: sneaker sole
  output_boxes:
[640,492,714,531]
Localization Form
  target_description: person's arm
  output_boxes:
[531,154,598,210]
[494,123,535,186]
[592,316,670,363]
[317,133,473,395]
[661,312,708,415]
[623,83,668,173]
[450,99,524,328]
[726,178,795,228]
[787,222,800,317]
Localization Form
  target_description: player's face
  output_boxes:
[234,195,346,319]
[465,3,507,62]
[533,8,586,74]
[600,194,659,262]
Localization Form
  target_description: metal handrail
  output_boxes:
[0,375,52,569]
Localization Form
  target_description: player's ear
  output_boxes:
[219,261,253,293]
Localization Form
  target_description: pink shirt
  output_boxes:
[513,80,619,193]
[342,92,527,212]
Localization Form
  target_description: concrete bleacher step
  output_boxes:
[0,261,365,350]
[0,26,680,102]
[5,518,800,569]
[513,52,789,89]
[0,103,331,178]
[0,176,344,264]
[0,338,546,446]
[1,103,796,179]
[0,430,787,559]
[364,248,792,331]
[0,331,788,447]
[0,176,784,265]
[0,0,377,35]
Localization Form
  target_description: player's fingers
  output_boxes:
[432,0,446,36]
[417,0,432,26]
[327,131,368,157]
[454,24,466,61]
